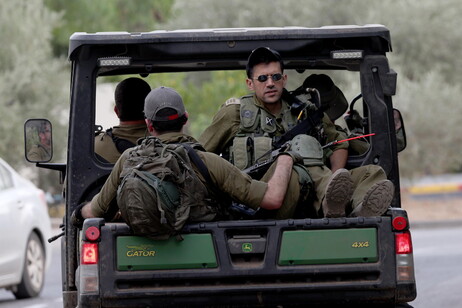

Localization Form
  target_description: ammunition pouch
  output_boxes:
[231,135,273,170]
[254,136,272,163]
[231,136,252,170]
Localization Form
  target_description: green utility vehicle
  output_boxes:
[26,25,416,307]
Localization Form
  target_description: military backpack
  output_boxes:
[117,137,217,240]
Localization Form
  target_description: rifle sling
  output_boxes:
[273,108,324,148]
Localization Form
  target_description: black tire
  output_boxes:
[13,232,46,299]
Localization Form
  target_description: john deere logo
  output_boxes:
[126,244,156,257]
[242,243,253,253]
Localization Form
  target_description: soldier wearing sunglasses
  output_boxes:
[199,47,393,219]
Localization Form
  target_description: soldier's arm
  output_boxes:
[200,152,292,211]
[198,100,241,154]
[259,155,293,210]
[322,114,349,171]
[82,153,128,218]
[81,202,95,218]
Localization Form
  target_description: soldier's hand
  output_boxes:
[70,203,86,229]
[277,150,303,165]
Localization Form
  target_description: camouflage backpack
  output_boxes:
[116,136,217,240]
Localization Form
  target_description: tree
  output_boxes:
[396,71,462,176]
[44,0,174,57]
[161,0,462,178]
[36,0,462,178]
[0,0,68,191]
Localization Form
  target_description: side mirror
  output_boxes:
[393,109,406,152]
[24,119,53,163]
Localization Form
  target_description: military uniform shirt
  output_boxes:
[27,144,51,162]
[90,132,268,217]
[199,94,348,155]
[94,123,147,163]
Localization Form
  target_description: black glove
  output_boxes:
[70,203,86,229]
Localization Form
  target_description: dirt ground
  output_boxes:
[401,192,462,222]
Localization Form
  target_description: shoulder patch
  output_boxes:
[225,97,241,106]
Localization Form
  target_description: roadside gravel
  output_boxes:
[401,193,462,221]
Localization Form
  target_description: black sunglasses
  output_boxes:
[253,73,283,83]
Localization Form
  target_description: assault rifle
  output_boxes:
[242,142,291,179]
[243,133,375,179]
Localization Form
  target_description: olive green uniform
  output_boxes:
[27,144,51,162]
[199,95,348,156]
[199,95,387,215]
[91,132,301,220]
[94,124,147,163]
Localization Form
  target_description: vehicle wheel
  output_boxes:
[13,232,46,299]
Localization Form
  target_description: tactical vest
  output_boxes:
[230,94,324,170]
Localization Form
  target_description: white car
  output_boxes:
[0,157,52,298]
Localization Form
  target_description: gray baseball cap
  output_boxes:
[144,86,186,121]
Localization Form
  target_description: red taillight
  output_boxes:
[85,226,101,241]
[81,243,98,264]
[395,231,413,254]
[392,216,408,231]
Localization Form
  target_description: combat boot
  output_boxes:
[322,168,354,218]
[349,179,394,217]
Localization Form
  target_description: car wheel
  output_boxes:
[13,232,46,299]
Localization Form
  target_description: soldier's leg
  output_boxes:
[348,165,394,217]
[305,165,332,213]
[289,134,353,218]
[307,166,354,218]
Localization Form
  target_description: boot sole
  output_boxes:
[352,180,394,217]
[323,168,354,218]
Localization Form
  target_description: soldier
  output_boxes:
[27,121,52,162]
[94,77,151,163]
[199,47,394,218]
[73,86,344,225]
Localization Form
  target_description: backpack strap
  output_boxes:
[106,128,137,154]
[183,143,233,209]
[183,143,257,219]
[182,144,214,186]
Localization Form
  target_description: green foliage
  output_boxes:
[44,0,174,56]
[0,0,68,170]
[142,71,248,139]
[161,0,462,178]
[397,71,462,176]
[182,71,248,139]
[13,0,460,180]
[25,125,40,148]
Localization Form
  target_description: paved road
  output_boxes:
[1,224,461,307]
[409,224,462,308]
